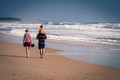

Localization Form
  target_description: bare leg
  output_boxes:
[26,46,28,58]
[42,49,45,58]
[28,46,30,57]
[40,49,42,58]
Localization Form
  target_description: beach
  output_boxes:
[0,22,120,68]
[1,0,120,79]
[0,40,120,80]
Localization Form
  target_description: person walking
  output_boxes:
[23,29,32,58]
[36,25,47,58]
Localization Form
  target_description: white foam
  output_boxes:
[110,49,120,51]
[0,22,120,46]
[10,29,25,36]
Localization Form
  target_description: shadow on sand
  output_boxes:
[0,54,41,59]
[0,54,26,58]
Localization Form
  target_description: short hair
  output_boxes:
[25,29,29,32]
[40,25,43,28]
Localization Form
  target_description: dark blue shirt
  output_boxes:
[37,33,47,44]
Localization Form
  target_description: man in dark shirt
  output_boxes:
[36,25,47,58]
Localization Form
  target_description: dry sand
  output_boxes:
[0,41,120,80]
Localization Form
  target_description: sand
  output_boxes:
[0,41,120,80]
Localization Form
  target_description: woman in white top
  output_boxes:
[23,29,32,58]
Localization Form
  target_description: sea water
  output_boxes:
[0,21,120,68]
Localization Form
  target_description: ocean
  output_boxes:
[0,22,120,46]
[0,21,120,68]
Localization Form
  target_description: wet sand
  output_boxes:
[0,41,120,80]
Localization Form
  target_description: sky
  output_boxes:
[0,0,120,22]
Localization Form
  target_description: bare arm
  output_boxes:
[45,34,47,40]
[30,34,32,43]
[36,34,38,40]
[36,37,38,40]
[23,34,25,43]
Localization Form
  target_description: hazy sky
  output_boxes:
[0,0,120,22]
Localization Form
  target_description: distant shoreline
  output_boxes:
[0,17,21,22]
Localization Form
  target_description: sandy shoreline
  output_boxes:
[0,41,120,80]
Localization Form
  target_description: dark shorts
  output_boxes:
[38,44,45,49]
[24,42,31,47]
